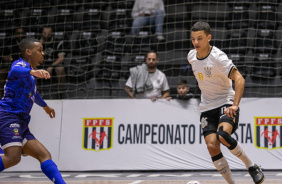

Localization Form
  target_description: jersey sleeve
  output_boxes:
[161,75,170,91]
[125,76,133,88]
[187,49,196,64]
[10,62,32,78]
[34,92,47,107]
[215,52,236,78]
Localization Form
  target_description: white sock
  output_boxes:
[213,156,236,184]
[229,142,254,170]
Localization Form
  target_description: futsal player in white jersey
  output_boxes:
[187,21,264,184]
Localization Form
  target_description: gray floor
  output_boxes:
[0,170,280,183]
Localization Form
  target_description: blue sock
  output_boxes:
[41,159,66,184]
[0,157,4,172]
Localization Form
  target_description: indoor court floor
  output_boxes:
[0,171,281,184]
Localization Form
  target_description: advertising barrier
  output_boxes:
[2,98,282,171]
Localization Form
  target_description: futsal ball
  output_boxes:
[187,181,201,184]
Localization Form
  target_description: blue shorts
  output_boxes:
[0,111,36,150]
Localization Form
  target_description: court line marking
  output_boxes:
[128,180,143,184]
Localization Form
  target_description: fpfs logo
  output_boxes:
[255,117,282,150]
[82,118,113,152]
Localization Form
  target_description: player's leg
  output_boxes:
[0,111,25,171]
[217,122,254,168]
[205,133,235,184]
[0,146,22,171]
[201,110,235,184]
[22,139,66,184]
[218,108,265,184]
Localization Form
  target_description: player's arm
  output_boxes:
[225,69,245,118]
[125,85,136,98]
[43,105,55,119]
[10,65,32,77]
[10,64,50,79]
[34,92,55,118]
[30,70,50,79]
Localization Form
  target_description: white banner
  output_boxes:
[2,98,282,171]
[59,98,282,171]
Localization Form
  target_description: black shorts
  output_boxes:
[200,104,239,137]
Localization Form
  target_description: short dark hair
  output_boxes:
[19,37,40,57]
[191,21,211,35]
[42,26,53,32]
[177,79,188,87]
[13,27,26,35]
[147,51,158,58]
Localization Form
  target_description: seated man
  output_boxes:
[0,48,13,98]
[125,51,170,101]
[39,26,66,94]
[10,27,26,60]
[131,0,165,41]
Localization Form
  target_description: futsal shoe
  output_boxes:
[248,164,265,184]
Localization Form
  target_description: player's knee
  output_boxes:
[206,142,220,155]
[216,126,237,150]
[34,150,52,163]
[40,151,52,162]
[7,155,21,167]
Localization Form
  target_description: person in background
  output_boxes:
[10,27,26,60]
[125,51,170,101]
[0,48,13,98]
[167,79,194,100]
[39,26,66,94]
[131,0,165,41]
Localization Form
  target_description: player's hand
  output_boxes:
[43,105,55,119]
[224,105,238,118]
[30,69,50,79]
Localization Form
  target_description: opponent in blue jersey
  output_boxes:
[0,38,66,184]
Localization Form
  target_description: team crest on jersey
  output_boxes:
[204,67,212,77]
[82,118,113,152]
[254,117,282,150]
[201,117,208,128]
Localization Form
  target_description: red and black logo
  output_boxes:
[82,118,113,152]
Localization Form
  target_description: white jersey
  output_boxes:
[187,46,236,112]
[126,69,169,98]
